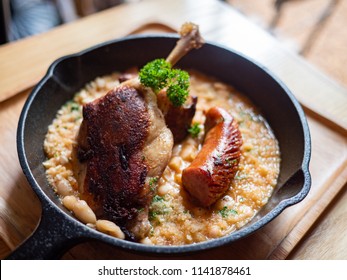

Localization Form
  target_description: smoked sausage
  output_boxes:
[182,107,242,206]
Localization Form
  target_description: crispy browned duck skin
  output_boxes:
[182,107,242,207]
[73,80,174,240]
[76,85,149,219]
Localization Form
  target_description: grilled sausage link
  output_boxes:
[182,107,242,206]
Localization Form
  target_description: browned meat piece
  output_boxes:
[157,90,197,143]
[72,78,173,240]
[182,107,242,206]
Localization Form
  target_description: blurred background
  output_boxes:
[0,0,133,43]
[0,0,346,87]
[229,0,347,88]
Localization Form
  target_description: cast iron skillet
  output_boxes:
[12,35,311,259]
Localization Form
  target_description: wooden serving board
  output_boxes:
[0,18,346,259]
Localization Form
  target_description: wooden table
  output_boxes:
[0,0,346,260]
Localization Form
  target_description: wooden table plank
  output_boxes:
[0,91,41,253]
[288,184,347,259]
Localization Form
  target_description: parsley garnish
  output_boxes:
[139,58,189,106]
[219,206,238,218]
[152,195,164,203]
[149,177,159,192]
[188,123,201,138]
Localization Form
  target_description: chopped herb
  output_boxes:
[149,226,154,236]
[137,207,144,213]
[149,177,159,191]
[149,208,170,221]
[71,103,80,111]
[152,195,164,203]
[149,196,171,222]
[188,123,201,138]
[149,177,158,186]
[149,210,160,220]
[219,206,238,218]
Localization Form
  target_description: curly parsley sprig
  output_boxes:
[188,122,201,138]
[139,58,189,107]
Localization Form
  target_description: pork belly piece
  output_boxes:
[182,107,242,206]
[72,78,173,240]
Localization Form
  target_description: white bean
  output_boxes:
[96,220,125,239]
[174,173,182,184]
[180,144,197,161]
[62,196,96,224]
[157,183,171,196]
[62,195,77,211]
[60,155,69,165]
[56,178,73,196]
[215,195,234,210]
[208,225,221,238]
[73,199,97,224]
[168,156,183,173]
[140,237,153,245]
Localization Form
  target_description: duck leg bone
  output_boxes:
[166,22,204,66]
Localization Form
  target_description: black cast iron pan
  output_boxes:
[11,35,311,259]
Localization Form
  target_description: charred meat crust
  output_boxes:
[77,85,150,225]
[182,107,242,206]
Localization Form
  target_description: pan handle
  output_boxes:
[6,200,88,260]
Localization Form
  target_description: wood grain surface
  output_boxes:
[230,0,347,88]
[0,0,346,259]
